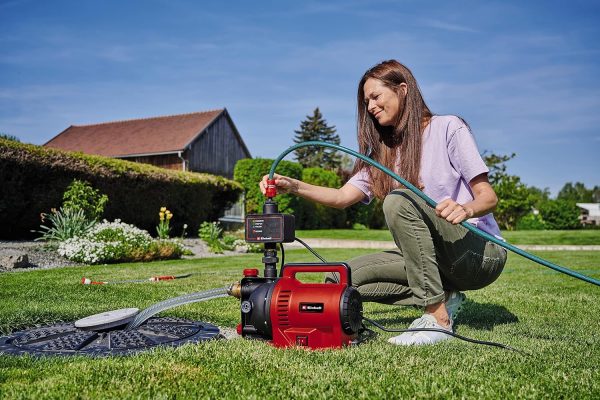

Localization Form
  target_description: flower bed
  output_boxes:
[58,220,184,264]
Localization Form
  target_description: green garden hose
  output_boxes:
[269,141,600,287]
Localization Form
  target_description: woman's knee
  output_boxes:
[383,189,418,221]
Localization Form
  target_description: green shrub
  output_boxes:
[538,200,581,230]
[221,234,238,247]
[516,213,547,230]
[234,158,302,216]
[62,179,108,221]
[345,198,386,229]
[299,167,346,229]
[352,222,368,230]
[198,222,248,253]
[0,139,242,239]
[35,207,96,242]
[199,221,226,253]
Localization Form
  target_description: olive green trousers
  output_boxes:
[327,189,507,307]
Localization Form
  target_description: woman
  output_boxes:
[260,60,507,346]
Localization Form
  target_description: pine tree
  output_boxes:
[293,108,341,170]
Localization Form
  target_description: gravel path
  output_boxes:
[0,241,80,270]
[0,239,242,272]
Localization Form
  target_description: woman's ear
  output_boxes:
[398,82,408,97]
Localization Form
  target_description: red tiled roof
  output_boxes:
[44,109,224,157]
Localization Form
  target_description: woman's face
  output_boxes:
[363,78,406,127]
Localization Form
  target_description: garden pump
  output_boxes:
[228,181,364,349]
[229,263,363,349]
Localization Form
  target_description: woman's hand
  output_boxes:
[435,174,498,224]
[259,174,364,209]
[435,199,474,225]
[259,174,298,195]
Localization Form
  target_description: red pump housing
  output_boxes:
[269,264,363,349]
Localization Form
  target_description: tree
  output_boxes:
[482,151,516,185]
[482,152,533,230]
[293,108,341,170]
[0,133,20,142]
[557,182,594,203]
[526,185,551,209]
[593,186,600,203]
[493,175,534,230]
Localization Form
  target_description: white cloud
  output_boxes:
[418,19,479,33]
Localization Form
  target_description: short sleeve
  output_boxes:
[447,123,489,183]
[346,169,374,204]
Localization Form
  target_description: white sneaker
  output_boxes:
[445,291,466,322]
[387,314,453,346]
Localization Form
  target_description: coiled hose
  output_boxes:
[269,141,600,287]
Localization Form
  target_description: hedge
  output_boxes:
[299,168,346,229]
[0,139,243,239]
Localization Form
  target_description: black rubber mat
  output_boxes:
[0,317,221,356]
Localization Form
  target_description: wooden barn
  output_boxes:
[44,108,251,179]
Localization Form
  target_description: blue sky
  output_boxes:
[1,0,599,195]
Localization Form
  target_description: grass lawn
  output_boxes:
[295,229,600,245]
[1,248,599,398]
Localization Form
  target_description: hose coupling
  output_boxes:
[227,282,241,299]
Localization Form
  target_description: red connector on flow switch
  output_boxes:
[266,179,277,198]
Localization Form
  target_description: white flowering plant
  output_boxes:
[58,219,185,264]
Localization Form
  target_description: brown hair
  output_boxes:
[354,60,432,199]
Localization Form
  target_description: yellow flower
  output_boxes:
[166,212,173,220]
[160,207,167,213]
[159,212,165,221]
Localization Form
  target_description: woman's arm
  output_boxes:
[435,173,498,224]
[260,174,365,209]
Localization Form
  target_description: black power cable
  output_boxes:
[294,237,328,262]
[362,315,528,355]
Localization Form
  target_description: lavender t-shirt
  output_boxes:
[347,115,503,239]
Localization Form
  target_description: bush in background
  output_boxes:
[234,158,303,216]
[515,213,547,230]
[198,221,226,253]
[62,179,108,221]
[198,221,245,254]
[299,167,346,229]
[345,198,386,229]
[0,139,242,239]
[538,200,581,230]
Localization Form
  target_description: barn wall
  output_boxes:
[187,113,250,178]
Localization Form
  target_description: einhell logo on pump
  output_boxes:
[299,302,324,313]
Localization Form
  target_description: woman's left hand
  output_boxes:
[435,199,474,225]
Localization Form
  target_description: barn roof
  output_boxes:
[44,109,246,157]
